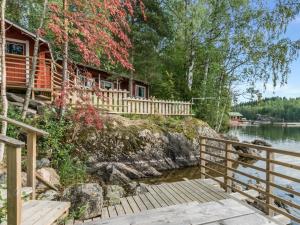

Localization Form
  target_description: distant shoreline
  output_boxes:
[230,121,300,127]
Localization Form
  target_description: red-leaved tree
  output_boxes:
[48,0,144,126]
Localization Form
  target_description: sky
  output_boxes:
[238,15,300,102]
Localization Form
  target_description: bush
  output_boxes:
[4,106,87,187]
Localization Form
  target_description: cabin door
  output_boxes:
[5,40,27,87]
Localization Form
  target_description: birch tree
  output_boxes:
[0,0,7,161]
[22,0,48,119]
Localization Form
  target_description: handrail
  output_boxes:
[0,116,48,200]
[0,116,48,136]
[199,135,300,223]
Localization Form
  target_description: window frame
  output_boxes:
[5,38,30,83]
[101,80,114,90]
[135,85,146,98]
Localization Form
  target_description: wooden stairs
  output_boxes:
[0,116,70,225]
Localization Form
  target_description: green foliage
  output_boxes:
[4,106,87,187]
[235,97,300,122]
[31,109,87,186]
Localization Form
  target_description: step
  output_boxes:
[22,200,70,225]
[84,199,279,225]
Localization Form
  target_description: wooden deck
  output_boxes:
[76,178,281,225]
[22,200,70,225]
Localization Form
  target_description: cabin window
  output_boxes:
[101,81,114,90]
[136,85,146,98]
[6,41,25,55]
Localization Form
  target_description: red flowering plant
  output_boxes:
[48,0,145,129]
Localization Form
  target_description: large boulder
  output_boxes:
[62,183,103,220]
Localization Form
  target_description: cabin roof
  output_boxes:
[75,62,149,85]
[229,112,243,117]
[5,19,49,44]
[5,19,54,60]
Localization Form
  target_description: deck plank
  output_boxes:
[145,189,168,207]
[120,198,134,215]
[22,200,70,225]
[139,194,155,210]
[83,199,261,225]
[133,195,147,211]
[126,196,140,213]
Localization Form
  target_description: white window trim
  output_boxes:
[6,38,30,84]
[135,85,146,98]
[101,80,114,89]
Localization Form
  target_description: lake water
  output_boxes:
[141,125,300,224]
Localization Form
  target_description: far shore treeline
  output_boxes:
[235,97,300,122]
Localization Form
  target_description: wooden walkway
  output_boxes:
[76,178,281,225]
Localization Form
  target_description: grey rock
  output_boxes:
[38,190,59,200]
[251,139,272,147]
[36,167,60,190]
[37,158,51,169]
[106,185,125,206]
[7,92,24,103]
[107,166,131,186]
[62,183,103,220]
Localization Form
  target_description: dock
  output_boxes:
[75,178,282,225]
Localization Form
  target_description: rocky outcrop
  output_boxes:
[62,183,103,220]
[75,116,230,176]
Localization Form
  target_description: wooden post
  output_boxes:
[27,132,37,199]
[225,143,233,193]
[266,150,275,216]
[3,135,25,225]
[200,138,206,179]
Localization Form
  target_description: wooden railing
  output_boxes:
[5,53,53,91]
[199,135,300,223]
[68,89,193,116]
[0,116,48,225]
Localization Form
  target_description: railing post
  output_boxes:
[225,143,233,193]
[200,138,206,179]
[5,136,25,225]
[27,132,37,199]
[266,150,275,216]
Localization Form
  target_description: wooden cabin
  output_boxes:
[4,19,53,94]
[3,19,149,100]
[229,112,243,122]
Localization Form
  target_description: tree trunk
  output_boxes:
[0,0,7,162]
[21,0,48,119]
[59,0,69,118]
[214,73,224,130]
[202,58,210,97]
[187,50,195,91]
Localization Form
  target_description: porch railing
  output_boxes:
[199,135,300,223]
[5,53,52,91]
[68,89,193,116]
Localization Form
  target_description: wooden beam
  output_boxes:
[0,116,48,136]
[7,145,22,225]
[27,132,37,199]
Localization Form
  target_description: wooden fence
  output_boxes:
[68,89,193,116]
[199,135,300,223]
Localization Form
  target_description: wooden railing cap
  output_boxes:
[0,116,48,136]
[0,134,25,147]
